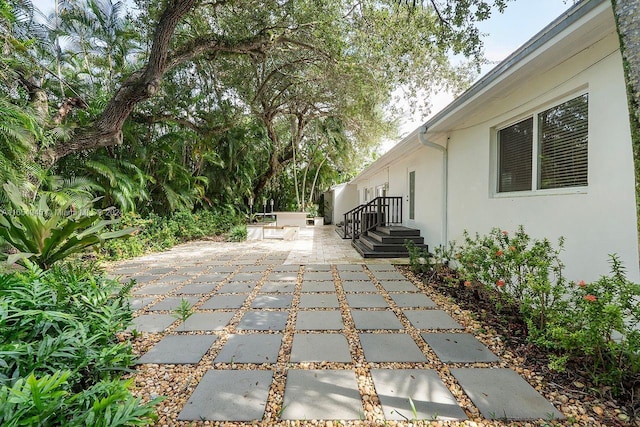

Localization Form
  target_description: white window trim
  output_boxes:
[491,90,589,198]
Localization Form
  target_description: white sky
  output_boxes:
[32,0,574,148]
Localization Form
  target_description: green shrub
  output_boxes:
[227,224,247,242]
[0,264,158,426]
[405,239,433,274]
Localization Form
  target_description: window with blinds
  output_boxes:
[496,93,588,194]
[538,94,588,189]
[498,118,533,192]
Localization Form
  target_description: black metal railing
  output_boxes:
[342,196,402,240]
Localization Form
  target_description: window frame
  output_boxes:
[492,91,589,197]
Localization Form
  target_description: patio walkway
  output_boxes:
[112,225,564,425]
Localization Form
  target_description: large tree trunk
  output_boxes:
[611,0,640,263]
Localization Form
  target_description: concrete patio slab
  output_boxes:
[371,369,468,421]
[450,368,564,420]
[351,310,403,330]
[155,274,191,284]
[378,280,418,292]
[389,293,437,308]
[305,264,332,271]
[290,334,351,362]
[214,334,282,364]
[129,297,155,310]
[191,273,228,283]
[422,333,499,363]
[200,294,247,309]
[359,333,427,362]
[210,266,236,273]
[338,271,370,281]
[341,280,378,292]
[271,265,301,272]
[146,267,175,275]
[132,282,180,295]
[148,296,200,311]
[299,293,340,308]
[238,266,270,272]
[301,281,336,292]
[137,335,216,364]
[403,310,464,330]
[180,312,235,331]
[303,271,334,281]
[229,273,264,282]
[128,314,175,332]
[281,370,363,420]
[366,264,397,271]
[176,283,217,294]
[236,311,289,330]
[260,281,296,293]
[251,294,293,309]
[267,272,298,281]
[217,282,255,294]
[335,264,364,271]
[178,370,273,421]
[372,271,407,280]
[296,310,344,330]
[346,294,389,308]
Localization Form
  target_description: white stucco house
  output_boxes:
[327,0,639,281]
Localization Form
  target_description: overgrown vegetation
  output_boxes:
[406,226,640,405]
[0,263,159,426]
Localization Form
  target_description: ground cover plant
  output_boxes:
[0,263,159,426]
[405,226,640,421]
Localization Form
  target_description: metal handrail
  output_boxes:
[342,196,402,240]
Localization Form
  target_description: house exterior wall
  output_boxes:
[446,37,639,281]
[328,183,358,225]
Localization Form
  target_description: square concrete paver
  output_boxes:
[148,296,200,311]
[372,271,407,280]
[299,293,340,308]
[422,333,499,363]
[450,368,564,420]
[176,284,217,294]
[282,370,363,420]
[129,297,155,310]
[351,310,403,330]
[229,273,263,282]
[180,312,235,331]
[237,311,289,330]
[379,280,418,292]
[303,272,334,281]
[296,310,344,330]
[272,265,301,272]
[290,334,351,362]
[179,370,273,421]
[335,264,364,271]
[359,333,427,362]
[339,271,370,281]
[128,314,175,332]
[133,282,180,295]
[214,334,282,363]
[389,293,437,308]
[366,264,397,271]
[403,310,464,330]
[200,294,247,309]
[301,281,336,292]
[251,294,293,309]
[341,281,378,292]
[371,369,468,421]
[268,272,298,281]
[217,282,255,294]
[260,281,296,293]
[137,335,216,364]
[192,273,228,283]
[346,294,389,308]
[306,264,332,271]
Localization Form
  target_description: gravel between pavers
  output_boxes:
[117,255,618,427]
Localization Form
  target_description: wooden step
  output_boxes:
[351,240,411,258]
[376,226,421,236]
[359,235,411,253]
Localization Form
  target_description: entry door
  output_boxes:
[407,170,416,226]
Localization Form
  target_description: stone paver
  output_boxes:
[403,309,465,330]
[359,333,427,362]
[120,227,565,424]
[422,333,500,363]
[281,370,363,420]
[451,368,564,420]
[371,369,468,421]
[214,334,282,364]
[290,334,351,362]
[137,335,216,364]
[178,370,273,421]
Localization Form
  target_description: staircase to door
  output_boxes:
[338,196,428,258]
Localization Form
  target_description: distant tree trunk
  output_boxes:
[611,0,640,263]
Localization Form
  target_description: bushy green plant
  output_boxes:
[0,183,134,269]
[0,264,158,426]
[227,224,247,242]
[549,255,640,390]
[405,239,433,274]
[455,226,568,332]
